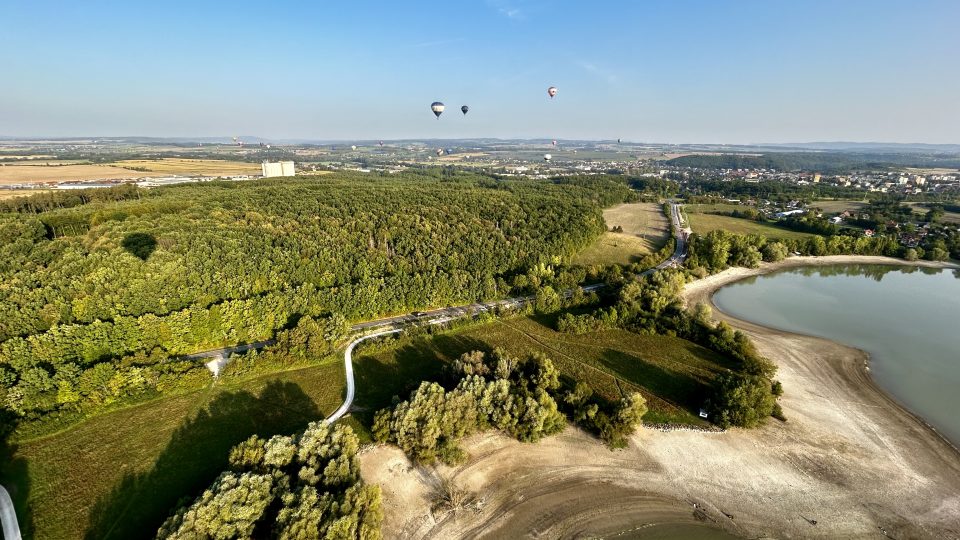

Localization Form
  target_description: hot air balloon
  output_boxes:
[543,153,552,161]
[431,102,445,119]
[551,140,557,147]
[436,148,444,156]
[379,140,384,147]
[461,105,469,115]
[351,145,357,151]
[617,138,621,144]
[547,86,558,98]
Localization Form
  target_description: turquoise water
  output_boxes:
[712,265,960,445]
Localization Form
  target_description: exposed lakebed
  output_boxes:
[713,264,960,445]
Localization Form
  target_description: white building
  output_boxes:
[262,161,296,178]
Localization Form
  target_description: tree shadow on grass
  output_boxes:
[597,348,712,414]
[84,381,320,540]
[120,232,157,261]
[351,334,491,426]
[0,410,33,539]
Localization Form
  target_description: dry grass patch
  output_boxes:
[114,158,261,176]
[0,164,153,185]
[0,189,53,200]
[575,202,670,266]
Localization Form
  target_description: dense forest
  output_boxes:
[0,171,634,424]
[667,152,960,173]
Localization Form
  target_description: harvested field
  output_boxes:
[0,159,260,185]
[0,164,152,185]
[0,189,53,200]
[112,158,260,176]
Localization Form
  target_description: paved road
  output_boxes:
[0,485,21,540]
[326,328,401,423]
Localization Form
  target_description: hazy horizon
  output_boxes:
[3,0,958,143]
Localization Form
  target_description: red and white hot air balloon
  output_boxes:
[547,86,558,98]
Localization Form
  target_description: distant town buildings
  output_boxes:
[262,161,295,178]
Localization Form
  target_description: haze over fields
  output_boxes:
[1,2,960,540]
[2,1,959,143]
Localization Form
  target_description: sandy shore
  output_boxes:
[361,255,960,539]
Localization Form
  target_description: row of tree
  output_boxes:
[684,229,906,274]
[373,348,648,463]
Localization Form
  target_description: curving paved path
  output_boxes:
[0,485,21,540]
[325,328,401,424]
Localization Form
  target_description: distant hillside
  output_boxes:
[666,152,960,173]
[765,142,960,153]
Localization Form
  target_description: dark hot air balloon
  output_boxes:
[547,86,558,98]
[461,105,469,115]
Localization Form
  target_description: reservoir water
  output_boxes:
[712,265,960,445]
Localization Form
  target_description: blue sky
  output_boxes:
[2,0,958,143]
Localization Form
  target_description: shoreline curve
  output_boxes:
[681,254,960,453]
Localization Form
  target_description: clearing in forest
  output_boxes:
[574,202,671,266]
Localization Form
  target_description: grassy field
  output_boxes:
[905,202,960,224]
[685,205,812,241]
[574,202,671,266]
[352,314,732,428]
[2,361,347,540]
[811,199,869,214]
[0,159,260,185]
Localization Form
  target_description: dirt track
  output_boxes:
[361,256,960,539]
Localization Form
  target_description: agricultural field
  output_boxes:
[574,202,671,266]
[685,206,812,241]
[0,159,260,186]
[352,314,730,429]
[0,189,52,201]
[2,361,346,540]
[111,158,261,176]
[0,164,153,185]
